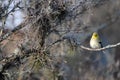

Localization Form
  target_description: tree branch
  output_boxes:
[0,21,26,42]
[80,42,120,51]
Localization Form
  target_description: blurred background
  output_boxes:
[0,0,120,80]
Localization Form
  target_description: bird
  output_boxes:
[90,32,102,49]
[90,32,115,77]
[90,32,108,69]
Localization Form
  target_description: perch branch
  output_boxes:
[80,42,120,51]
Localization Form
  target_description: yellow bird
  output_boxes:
[90,32,102,49]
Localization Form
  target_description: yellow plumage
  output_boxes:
[90,32,102,49]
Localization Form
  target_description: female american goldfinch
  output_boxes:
[90,32,102,49]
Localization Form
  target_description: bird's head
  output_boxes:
[91,32,99,39]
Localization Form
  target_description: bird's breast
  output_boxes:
[90,39,101,49]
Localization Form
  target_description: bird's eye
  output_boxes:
[94,34,98,37]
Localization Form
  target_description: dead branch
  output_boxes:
[0,21,26,42]
[80,42,120,51]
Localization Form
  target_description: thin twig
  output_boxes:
[80,42,120,51]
